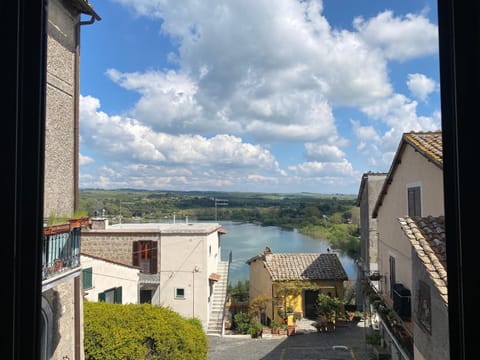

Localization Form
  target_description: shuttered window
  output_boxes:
[98,287,122,304]
[408,186,421,216]
[132,240,158,274]
[82,267,92,290]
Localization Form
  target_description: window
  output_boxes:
[407,186,421,216]
[175,288,185,299]
[389,255,396,298]
[416,280,432,334]
[132,240,158,273]
[82,267,92,290]
[98,287,122,304]
[140,290,152,304]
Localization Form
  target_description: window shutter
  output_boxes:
[82,267,92,290]
[408,188,415,216]
[132,241,140,266]
[114,287,122,304]
[414,187,421,215]
[98,292,105,302]
[150,241,158,274]
[408,186,421,216]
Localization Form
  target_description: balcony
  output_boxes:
[42,217,89,282]
[364,280,414,359]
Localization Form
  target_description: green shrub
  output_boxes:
[233,311,251,334]
[84,301,207,360]
[366,331,381,346]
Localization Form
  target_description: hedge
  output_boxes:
[84,301,207,360]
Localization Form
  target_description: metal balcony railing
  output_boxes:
[42,225,81,280]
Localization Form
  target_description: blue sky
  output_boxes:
[78,0,440,195]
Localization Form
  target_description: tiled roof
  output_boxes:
[398,216,448,304]
[404,131,443,167]
[356,171,387,206]
[372,130,443,218]
[251,252,348,282]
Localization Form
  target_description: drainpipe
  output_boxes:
[74,13,100,360]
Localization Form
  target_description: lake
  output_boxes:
[218,221,357,285]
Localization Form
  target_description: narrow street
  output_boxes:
[208,318,376,360]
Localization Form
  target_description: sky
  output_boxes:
[78,0,441,195]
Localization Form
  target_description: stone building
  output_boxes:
[355,172,387,311]
[41,1,100,359]
[81,218,231,333]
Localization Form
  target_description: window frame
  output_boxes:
[174,287,186,299]
[82,267,93,290]
[407,185,422,217]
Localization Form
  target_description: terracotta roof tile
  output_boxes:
[404,131,443,167]
[260,253,348,282]
[398,215,447,304]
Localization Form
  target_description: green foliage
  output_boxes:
[228,280,249,302]
[47,214,68,226]
[315,293,346,319]
[84,301,207,360]
[366,331,382,346]
[233,312,252,334]
[78,189,360,257]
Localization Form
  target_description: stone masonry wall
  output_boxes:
[81,232,162,266]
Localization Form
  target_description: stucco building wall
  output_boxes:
[376,145,443,300]
[411,253,450,360]
[81,255,140,304]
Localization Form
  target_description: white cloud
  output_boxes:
[108,0,396,145]
[288,160,356,177]
[81,0,442,193]
[407,73,437,101]
[361,94,441,152]
[79,154,94,165]
[304,143,345,162]
[354,10,438,61]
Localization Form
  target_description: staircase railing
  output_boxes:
[221,251,232,336]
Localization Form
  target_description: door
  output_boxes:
[304,289,319,319]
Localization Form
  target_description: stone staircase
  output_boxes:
[207,261,229,336]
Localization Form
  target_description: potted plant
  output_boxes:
[369,272,382,281]
[247,323,262,338]
[278,323,288,335]
[270,320,279,335]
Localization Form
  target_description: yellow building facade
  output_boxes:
[247,248,347,324]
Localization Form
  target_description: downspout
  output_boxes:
[74,15,97,212]
[74,20,81,360]
[74,14,98,360]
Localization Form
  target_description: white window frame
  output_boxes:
[175,287,186,299]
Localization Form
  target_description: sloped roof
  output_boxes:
[372,130,443,218]
[247,250,348,282]
[356,171,387,206]
[71,0,101,20]
[398,215,447,304]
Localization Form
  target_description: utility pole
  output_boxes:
[213,198,228,221]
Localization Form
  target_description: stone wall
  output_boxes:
[82,232,162,265]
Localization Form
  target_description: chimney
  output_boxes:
[91,217,108,230]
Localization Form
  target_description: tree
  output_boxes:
[84,301,207,360]
[315,293,346,330]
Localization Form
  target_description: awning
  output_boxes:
[218,227,228,235]
[209,273,221,282]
